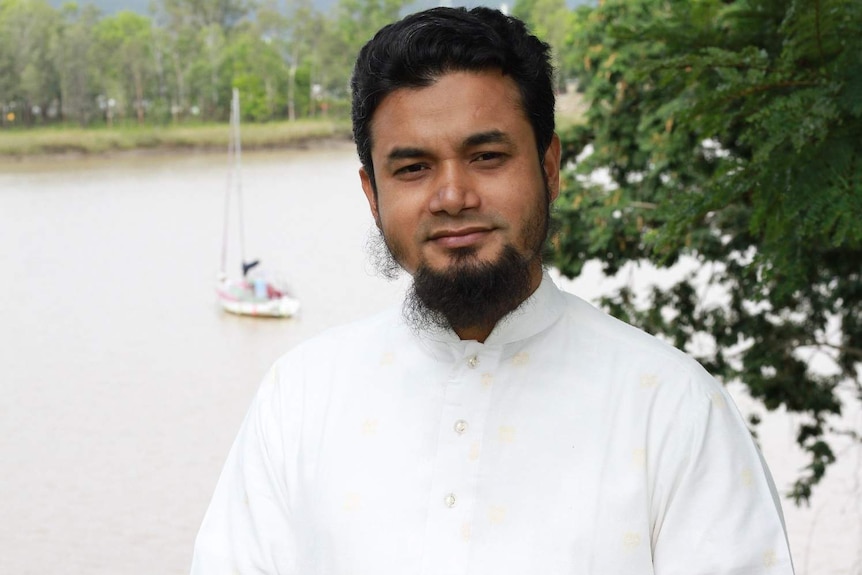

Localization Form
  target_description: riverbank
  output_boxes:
[0,118,353,159]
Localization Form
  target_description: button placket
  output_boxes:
[421,344,502,574]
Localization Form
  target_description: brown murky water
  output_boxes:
[0,148,858,574]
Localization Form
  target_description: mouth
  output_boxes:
[428,226,494,249]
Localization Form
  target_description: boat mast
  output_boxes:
[233,89,249,274]
[220,88,249,277]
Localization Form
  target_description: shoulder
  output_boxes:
[554,289,721,401]
[268,305,406,379]
[557,291,689,361]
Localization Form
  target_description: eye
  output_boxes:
[472,151,506,165]
[393,163,427,176]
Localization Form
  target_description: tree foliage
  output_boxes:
[552,0,862,504]
[94,11,155,123]
[512,0,577,87]
[0,0,60,123]
[323,0,407,98]
[0,0,414,126]
[52,3,100,125]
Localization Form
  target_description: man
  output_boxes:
[192,7,795,574]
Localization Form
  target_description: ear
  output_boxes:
[359,167,381,227]
[543,133,562,202]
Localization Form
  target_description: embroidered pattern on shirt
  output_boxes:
[481,373,494,389]
[622,532,642,551]
[498,426,516,443]
[639,373,659,389]
[632,448,647,470]
[344,492,362,512]
[468,441,481,462]
[461,521,472,542]
[488,505,507,525]
[361,419,378,435]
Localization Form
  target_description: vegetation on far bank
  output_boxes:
[0,0,582,157]
[0,0,584,131]
[0,117,352,157]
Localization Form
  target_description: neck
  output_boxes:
[452,264,544,343]
[454,323,496,343]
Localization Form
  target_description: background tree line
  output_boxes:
[0,0,589,128]
[0,0,417,126]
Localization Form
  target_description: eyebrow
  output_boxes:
[386,146,427,163]
[384,130,514,164]
[463,130,513,148]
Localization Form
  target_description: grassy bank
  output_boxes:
[0,118,353,157]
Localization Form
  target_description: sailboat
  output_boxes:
[216,88,300,318]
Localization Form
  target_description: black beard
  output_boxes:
[365,227,403,281]
[403,244,535,335]
[366,181,554,335]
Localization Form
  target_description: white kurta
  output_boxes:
[192,273,795,574]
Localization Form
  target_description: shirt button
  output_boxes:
[444,493,457,508]
[454,420,468,434]
[467,355,479,369]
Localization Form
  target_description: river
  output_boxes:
[0,147,858,574]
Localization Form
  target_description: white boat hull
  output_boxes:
[216,278,300,318]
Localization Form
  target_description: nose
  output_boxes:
[428,161,479,215]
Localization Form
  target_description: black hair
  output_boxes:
[350,6,555,189]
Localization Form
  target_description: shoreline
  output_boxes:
[0,119,354,161]
[0,133,356,165]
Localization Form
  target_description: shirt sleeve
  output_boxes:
[191,363,298,575]
[651,374,796,574]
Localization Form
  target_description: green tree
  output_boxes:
[153,0,255,120]
[552,0,862,504]
[319,0,410,102]
[0,0,60,125]
[512,0,577,87]
[225,23,288,121]
[152,0,205,121]
[94,11,156,124]
[279,0,322,120]
[159,0,253,32]
[52,2,100,125]
[186,22,227,119]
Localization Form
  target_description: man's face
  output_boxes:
[360,70,561,292]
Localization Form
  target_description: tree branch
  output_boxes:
[651,62,771,73]
[726,80,821,101]
[815,341,862,360]
[630,201,657,210]
[815,0,824,63]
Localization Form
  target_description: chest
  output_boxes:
[291,349,665,574]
